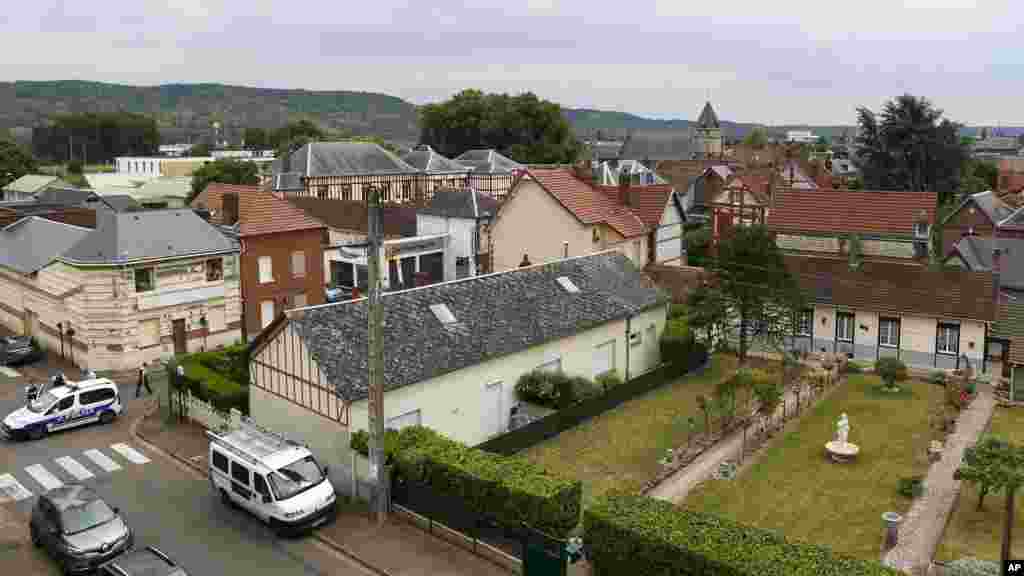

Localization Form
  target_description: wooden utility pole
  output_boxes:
[366,186,387,526]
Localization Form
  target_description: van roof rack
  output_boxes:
[206,417,307,470]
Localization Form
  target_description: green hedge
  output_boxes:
[585,493,903,576]
[393,426,582,538]
[349,428,403,465]
[515,370,600,409]
[661,318,699,377]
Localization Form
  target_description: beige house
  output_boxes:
[0,209,241,371]
[247,252,668,490]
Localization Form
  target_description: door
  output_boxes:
[252,473,273,521]
[482,381,503,439]
[229,460,255,510]
[46,396,76,431]
[172,319,187,355]
[76,388,117,424]
[593,341,615,379]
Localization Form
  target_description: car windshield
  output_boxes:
[60,499,116,535]
[267,456,324,501]
[28,391,60,413]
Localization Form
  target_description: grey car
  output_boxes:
[29,484,134,575]
[97,545,189,576]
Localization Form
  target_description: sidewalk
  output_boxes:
[883,385,997,575]
[133,408,513,576]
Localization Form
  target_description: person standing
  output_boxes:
[136,362,153,397]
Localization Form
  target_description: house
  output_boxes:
[768,188,937,260]
[785,130,817,144]
[417,188,500,277]
[190,183,263,225]
[452,149,523,201]
[0,205,97,229]
[998,158,1024,193]
[586,141,624,163]
[489,166,685,272]
[401,145,470,178]
[116,156,215,178]
[286,196,418,246]
[780,254,996,372]
[0,209,241,370]
[323,234,450,294]
[706,170,772,239]
[939,190,1024,256]
[592,160,667,187]
[2,175,60,201]
[272,142,423,203]
[236,189,328,339]
[247,251,668,487]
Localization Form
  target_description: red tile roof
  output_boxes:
[595,184,675,229]
[769,188,937,236]
[238,189,326,237]
[192,183,261,224]
[526,168,647,238]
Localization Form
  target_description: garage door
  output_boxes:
[593,340,616,378]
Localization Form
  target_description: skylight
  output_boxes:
[556,276,580,293]
[429,303,457,325]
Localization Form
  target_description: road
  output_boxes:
[0,366,373,575]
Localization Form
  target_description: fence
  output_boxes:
[477,344,709,456]
[169,388,236,431]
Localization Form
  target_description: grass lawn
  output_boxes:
[935,406,1024,562]
[682,374,944,561]
[521,354,740,508]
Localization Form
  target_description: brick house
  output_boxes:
[939,190,1024,257]
[237,190,328,339]
[191,183,264,225]
[998,158,1024,194]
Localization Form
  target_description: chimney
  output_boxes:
[222,192,239,226]
[519,253,531,267]
[563,241,569,259]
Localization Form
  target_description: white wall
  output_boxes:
[655,193,684,265]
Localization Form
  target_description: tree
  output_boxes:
[854,94,968,204]
[685,227,712,267]
[243,127,268,150]
[189,159,259,202]
[31,112,158,163]
[270,120,326,158]
[954,436,1024,566]
[0,139,38,188]
[752,379,783,435]
[875,357,908,391]
[419,89,582,163]
[686,278,730,349]
[742,128,768,150]
[688,225,804,364]
[189,142,212,157]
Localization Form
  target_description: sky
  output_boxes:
[1,0,1021,126]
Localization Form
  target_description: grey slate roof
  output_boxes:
[952,236,1024,291]
[99,195,143,212]
[418,188,501,220]
[618,129,700,162]
[453,149,522,174]
[274,142,418,179]
[697,102,720,129]
[286,252,667,402]
[401,146,469,173]
[0,217,91,274]
[60,209,239,265]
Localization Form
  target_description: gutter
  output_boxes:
[58,248,240,268]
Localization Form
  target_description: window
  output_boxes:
[211,450,229,473]
[258,256,273,284]
[914,222,930,238]
[537,357,562,372]
[79,388,115,405]
[292,293,307,308]
[253,474,271,499]
[317,185,328,200]
[267,456,324,501]
[836,313,854,342]
[797,309,813,336]
[879,318,900,348]
[206,258,223,282]
[593,340,616,378]
[230,461,250,485]
[430,303,457,325]
[937,323,960,355]
[291,251,306,278]
[556,276,580,293]
[260,300,275,329]
[134,268,154,293]
[340,184,352,201]
[380,183,392,202]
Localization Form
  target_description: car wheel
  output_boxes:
[99,411,114,425]
[27,426,45,441]
[220,489,234,508]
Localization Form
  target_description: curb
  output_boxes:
[129,406,394,576]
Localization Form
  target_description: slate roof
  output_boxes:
[589,141,623,162]
[33,186,98,205]
[452,149,522,174]
[2,175,59,194]
[418,188,501,220]
[784,254,996,322]
[238,189,325,237]
[944,191,1016,227]
[287,197,418,238]
[949,236,1024,291]
[697,102,720,129]
[60,209,238,265]
[273,142,418,189]
[0,217,92,274]
[284,251,667,402]
[524,168,647,238]
[769,188,937,237]
[401,146,469,174]
[618,129,700,162]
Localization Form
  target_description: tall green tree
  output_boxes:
[954,437,1024,566]
[189,159,260,202]
[0,139,39,188]
[243,127,268,150]
[271,120,327,157]
[419,89,582,163]
[31,112,158,163]
[854,94,968,203]
[742,128,768,150]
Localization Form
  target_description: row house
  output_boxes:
[0,209,241,371]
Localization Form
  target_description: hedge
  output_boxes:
[393,426,582,538]
[661,318,699,377]
[585,492,903,576]
[515,370,601,409]
[350,428,402,465]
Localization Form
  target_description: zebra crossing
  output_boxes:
[0,443,150,504]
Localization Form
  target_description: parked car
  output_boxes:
[0,335,43,366]
[1,378,122,441]
[98,545,189,576]
[29,484,134,575]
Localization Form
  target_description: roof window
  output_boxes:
[429,303,457,325]
[556,276,580,293]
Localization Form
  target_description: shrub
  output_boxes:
[170,362,249,415]
[661,318,698,376]
[897,475,924,499]
[349,428,403,465]
[585,492,903,576]
[669,303,688,320]
[515,370,558,406]
[393,426,582,537]
[875,358,908,389]
[929,370,947,386]
[595,371,623,392]
[946,557,1001,576]
[515,370,599,409]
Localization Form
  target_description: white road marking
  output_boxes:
[0,366,19,377]
[24,464,62,491]
[83,449,121,472]
[110,443,150,464]
[55,456,94,481]
[0,473,33,502]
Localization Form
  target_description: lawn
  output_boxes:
[935,406,1024,563]
[521,354,739,507]
[682,374,945,561]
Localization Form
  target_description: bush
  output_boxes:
[349,428,403,465]
[875,357,908,389]
[170,362,249,415]
[946,557,1001,576]
[661,318,699,376]
[515,370,598,409]
[585,492,902,576]
[897,476,924,499]
[393,426,582,537]
[595,371,623,393]
[669,303,688,320]
[929,370,947,386]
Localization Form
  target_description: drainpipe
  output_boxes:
[563,241,569,259]
[625,317,631,381]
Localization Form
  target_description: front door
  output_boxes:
[172,319,187,355]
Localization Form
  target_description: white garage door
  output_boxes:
[593,340,616,378]
[386,409,421,431]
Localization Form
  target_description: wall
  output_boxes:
[942,200,995,256]
[240,228,326,337]
[776,233,840,254]
[654,194,684,265]
[417,214,475,277]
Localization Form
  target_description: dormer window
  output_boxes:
[556,276,580,293]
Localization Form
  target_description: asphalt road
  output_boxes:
[0,367,372,575]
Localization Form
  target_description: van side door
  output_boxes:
[229,460,256,512]
[46,396,75,431]
[252,473,273,521]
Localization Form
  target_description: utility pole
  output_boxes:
[366,185,387,526]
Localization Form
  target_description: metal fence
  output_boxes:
[476,344,709,456]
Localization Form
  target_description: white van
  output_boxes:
[207,419,337,535]
[1,379,122,441]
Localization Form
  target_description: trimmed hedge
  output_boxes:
[515,370,600,409]
[171,345,249,415]
[585,492,903,576]
[350,428,402,465]
[661,318,699,377]
[393,426,582,538]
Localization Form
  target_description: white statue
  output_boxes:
[837,413,850,445]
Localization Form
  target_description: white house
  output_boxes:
[323,233,451,292]
[786,130,818,144]
[247,251,668,490]
[416,187,500,277]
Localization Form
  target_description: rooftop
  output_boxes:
[452,149,522,174]
[418,187,501,220]
[769,188,937,237]
[2,174,59,194]
[273,142,419,188]
[524,168,647,238]
[238,189,325,237]
[287,196,418,238]
[0,216,91,274]
[401,146,469,173]
[618,129,700,162]
[949,236,1024,291]
[190,183,262,224]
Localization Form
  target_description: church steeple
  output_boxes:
[695,101,722,159]
[697,101,720,129]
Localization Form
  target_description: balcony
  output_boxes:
[137,285,226,311]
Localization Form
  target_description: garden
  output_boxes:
[171,343,249,414]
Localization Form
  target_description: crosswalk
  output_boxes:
[0,443,150,504]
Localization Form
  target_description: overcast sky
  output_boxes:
[1,0,1020,125]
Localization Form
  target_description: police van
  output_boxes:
[1,378,122,441]
[207,418,337,535]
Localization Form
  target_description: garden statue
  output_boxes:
[837,413,850,445]
[826,413,859,462]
